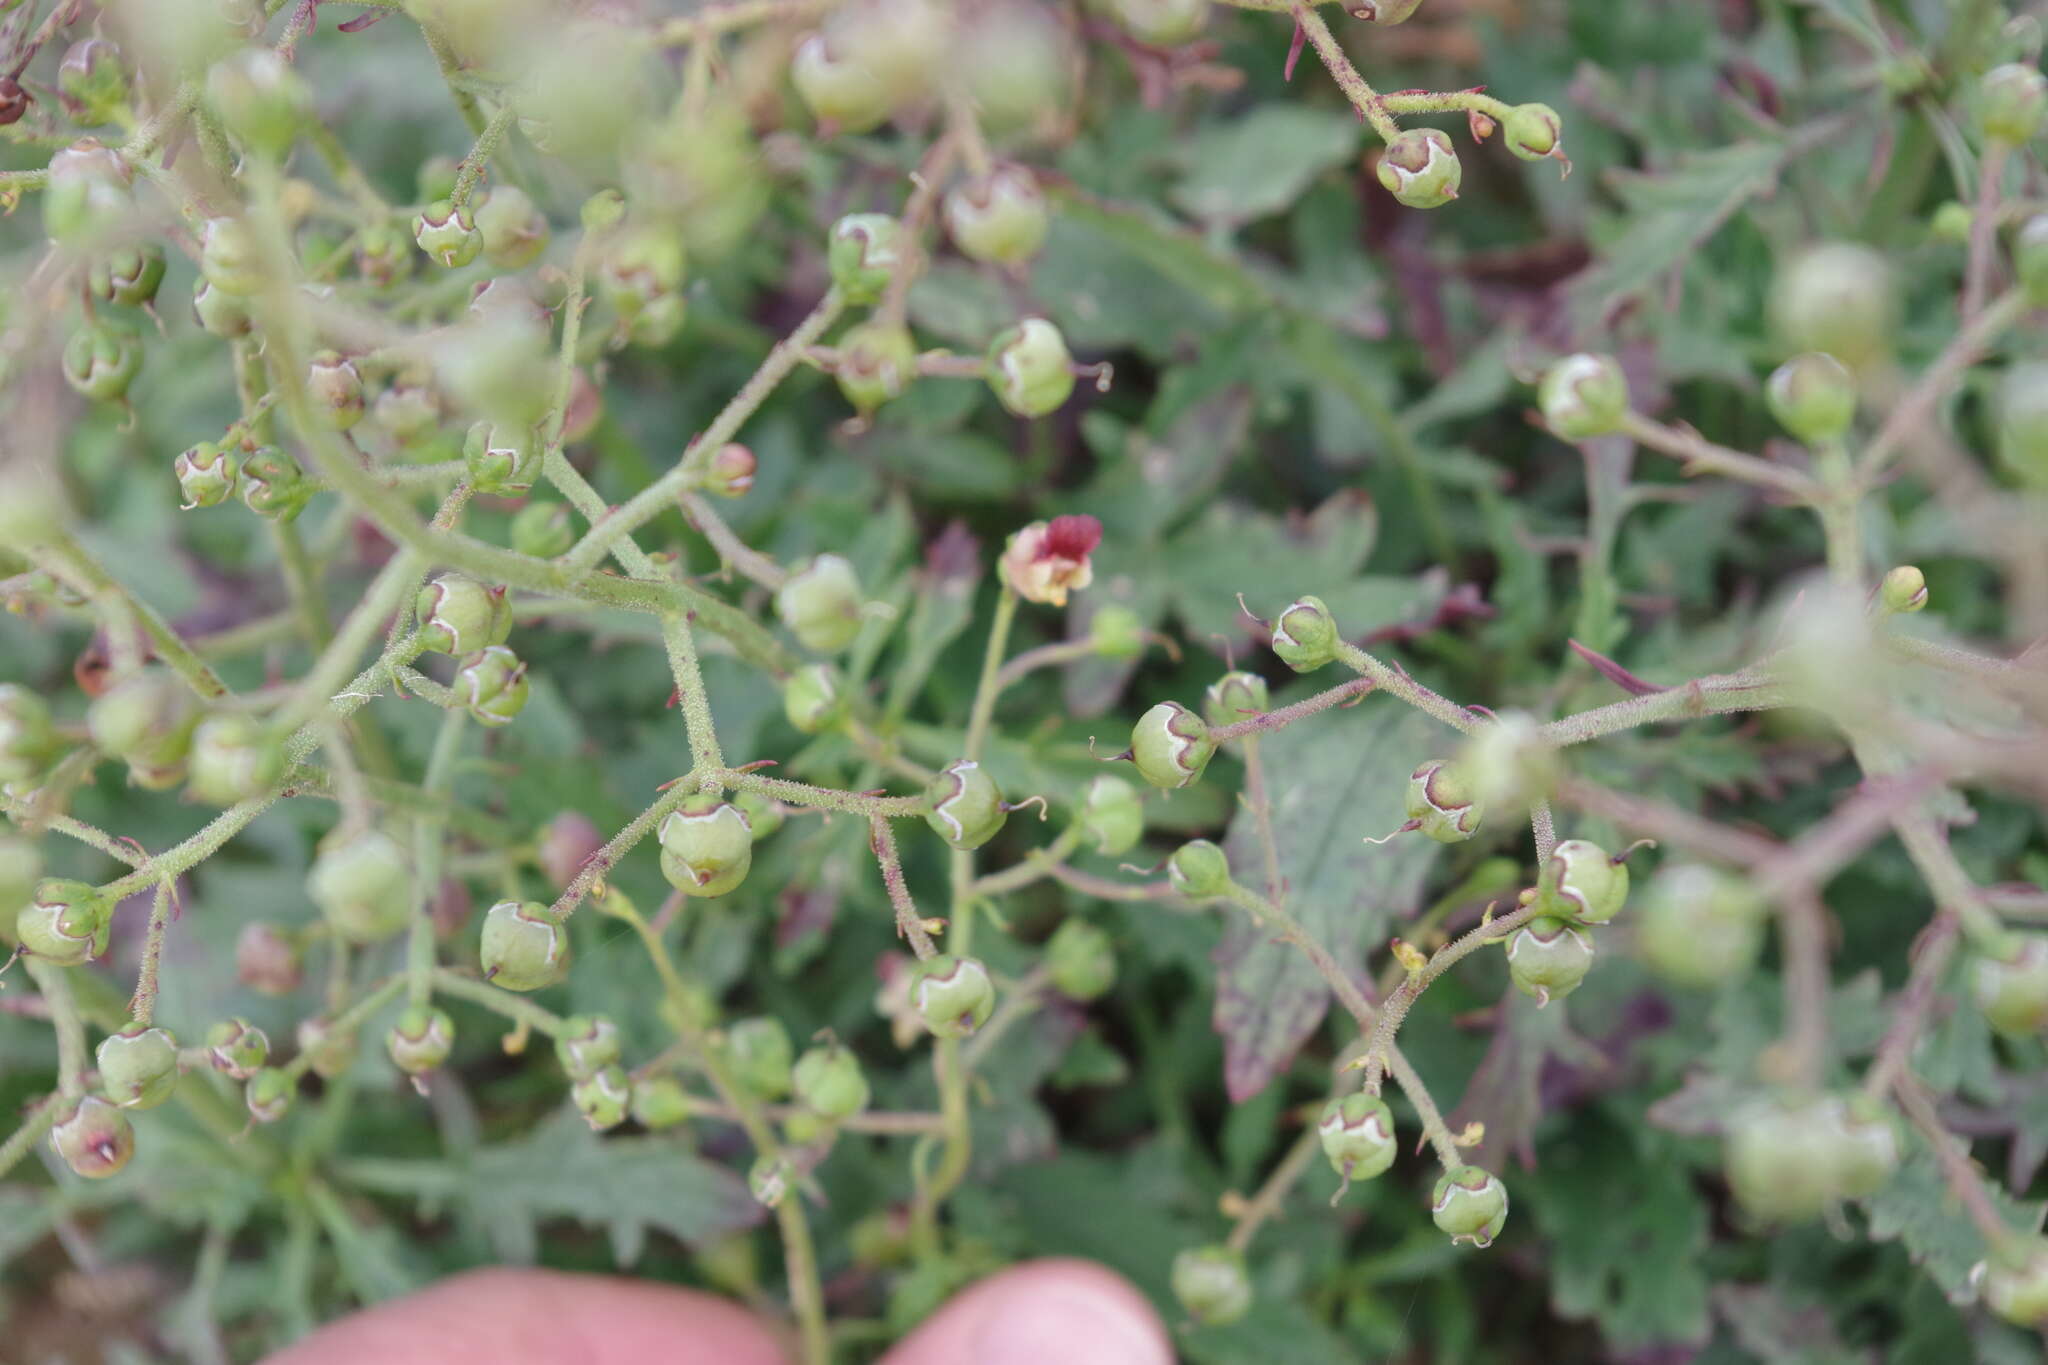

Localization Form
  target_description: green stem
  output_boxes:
[281,977,406,1082]
[1332,642,1480,734]
[26,959,90,1098]
[407,710,467,1006]
[1210,676,1374,743]
[1355,900,1542,1095]
[0,1097,62,1180]
[129,881,176,1025]
[430,968,568,1038]
[777,1199,831,1365]
[1288,0,1401,140]
[450,102,517,210]
[963,588,1019,761]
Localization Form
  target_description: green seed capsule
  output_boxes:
[455,646,531,728]
[985,317,1075,418]
[1167,840,1232,899]
[1724,1094,1857,1223]
[307,828,413,944]
[474,185,550,270]
[479,900,571,991]
[245,1067,295,1124]
[723,1017,794,1100]
[1075,773,1143,857]
[1270,596,1339,672]
[386,1005,455,1075]
[58,39,131,128]
[296,1016,356,1080]
[657,796,753,897]
[0,837,42,917]
[1996,361,2048,487]
[62,320,143,402]
[944,165,1050,266]
[1878,564,1927,614]
[43,141,135,249]
[356,219,415,287]
[96,1023,179,1109]
[192,277,253,336]
[776,554,864,653]
[1765,352,1855,446]
[18,879,111,966]
[1771,243,1894,371]
[1540,839,1630,924]
[1504,918,1594,1006]
[1977,62,2047,144]
[0,684,60,784]
[793,1041,871,1120]
[88,669,199,773]
[1974,1237,2048,1329]
[200,215,266,295]
[1045,918,1116,1002]
[1317,1092,1397,1182]
[923,759,1007,851]
[205,47,311,158]
[1636,864,1768,988]
[555,1014,623,1082]
[49,1095,135,1178]
[1170,1244,1250,1326]
[415,198,482,269]
[703,443,755,498]
[630,1075,692,1129]
[573,1065,633,1130]
[1538,353,1628,440]
[1405,759,1483,843]
[782,663,845,734]
[186,713,285,805]
[827,213,903,305]
[1377,127,1462,209]
[415,574,512,655]
[1202,671,1270,729]
[732,790,783,842]
[1431,1165,1508,1247]
[834,321,918,414]
[87,243,167,308]
[510,499,576,559]
[1971,933,2048,1038]
[238,448,314,522]
[749,1153,794,1209]
[1129,701,1214,789]
[206,1018,270,1080]
[1088,604,1145,659]
[1117,0,1209,47]
[791,32,893,134]
[175,441,239,509]
[2018,215,2048,308]
[912,954,996,1038]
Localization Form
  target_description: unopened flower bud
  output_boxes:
[1170,1244,1250,1325]
[704,443,756,498]
[658,795,754,897]
[776,554,864,653]
[0,684,60,784]
[1971,933,2048,1038]
[1765,352,1855,445]
[296,1016,356,1080]
[1088,604,1144,659]
[1001,514,1099,605]
[631,1075,692,1129]
[1130,701,1214,789]
[1377,128,1461,209]
[1538,353,1628,440]
[1879,564,1927,614]
[1271,595,1339,672]
[1502,102,1564,162]
[1974,1237,2048,1329]
[88,243,167,308]
[96,1023,179,1109]
[1930,200,1974,245]
[1168,839,1231,898]
[44,141,135,248]
[986,317,1076,418]
[49,1095,135,1178]
[308,827,413,944]
[1771,243,1894,371]
[510,499,575,558]
[455,645,531,728]
[828,213,903,305]
[1115,0,1209,46]
[235,921,303,995]
[555,1014,622,1082]
[479,899,571,991]
[58,40,131,128]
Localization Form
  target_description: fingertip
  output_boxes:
[883,1257,1171,1365]
[264,1267,789,1365]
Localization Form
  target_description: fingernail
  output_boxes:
[969,1278,1172,1365]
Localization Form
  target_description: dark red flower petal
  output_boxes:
[1042,514,1102,561]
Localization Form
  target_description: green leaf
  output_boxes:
[338,1109,763,1267]
[1863,1138,2046,1297]
[1213,699,1443,1100]
[1171,106,1363,226]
